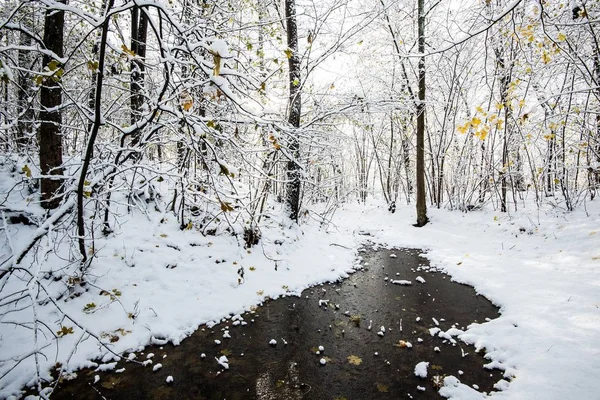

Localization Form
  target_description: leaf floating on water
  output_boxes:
[376,383,389,393]
[347,355,362,365]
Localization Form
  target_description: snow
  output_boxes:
[319,358,326,365]
[166,376,173,383]
[416,276,426,283]
[0,178,599,399]
[152,363,162,372]
[216,355,229,369]
[391,279,412,285]
[269,339,277,346]
[414,361,429,378]
[439,376,486,399]
[318,345,324,352]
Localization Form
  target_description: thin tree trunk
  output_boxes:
[130,6,148,132]
[77,0,115,262]
[17,23,35,151]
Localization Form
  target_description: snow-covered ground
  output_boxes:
[1,189,599,398]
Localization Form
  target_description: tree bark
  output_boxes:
[415,0,428,227]
[130,6,148,131]
[39,1,65,209]
[17,23,35,150]
[77,0,115,262]
[285,0,302,221]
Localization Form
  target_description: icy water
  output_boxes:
[52,248,502,399]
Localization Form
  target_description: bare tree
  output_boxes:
[38,0,65,209]
[285,0,302,221]
[415,0,428,226]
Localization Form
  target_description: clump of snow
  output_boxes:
[214,340,222,345]
[269,339,277,346]
[439,376,485,399]
[153,363,162,372]
[216,355,229,370]
[166,376,173,384]
[319,358,326,365]
[390,254,397,258]
[414,361,429,378]
[200,353,206,359]
[95,362,117,372]
[434,347,441,353]
[318,345,324,352]
[416,276,426,284]
[391,279,412,285]
[494,379,510,391]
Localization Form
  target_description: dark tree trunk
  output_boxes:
[415,0,428,227]
[39,1,65,209]
[285,0,302,221]
[130,6,148,132]
[77,0,115,261]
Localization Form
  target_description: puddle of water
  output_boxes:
[50,248,502,399]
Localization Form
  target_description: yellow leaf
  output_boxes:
[542,51,551,64]
[376,383,389,393]
[475,127,489,141]
[22,165,32,178]
[48,60,60,71]
[56,326,74,337]
[557,32,566,42]
[475,106,484,114]
[182,98,193,111]
[87,60,99,71]
[347,355,362,365]
[471,117,481,127]
[220,202,234,212]
[284,48,293,59]
[213,54,221,76]
[121,44,136,57]
[185,221,193,230]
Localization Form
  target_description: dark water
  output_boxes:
[51,248,501,399]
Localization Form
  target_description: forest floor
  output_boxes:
[51,247,503,400]
[1,175,600,399]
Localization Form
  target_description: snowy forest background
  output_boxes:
[0,0,599,398]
